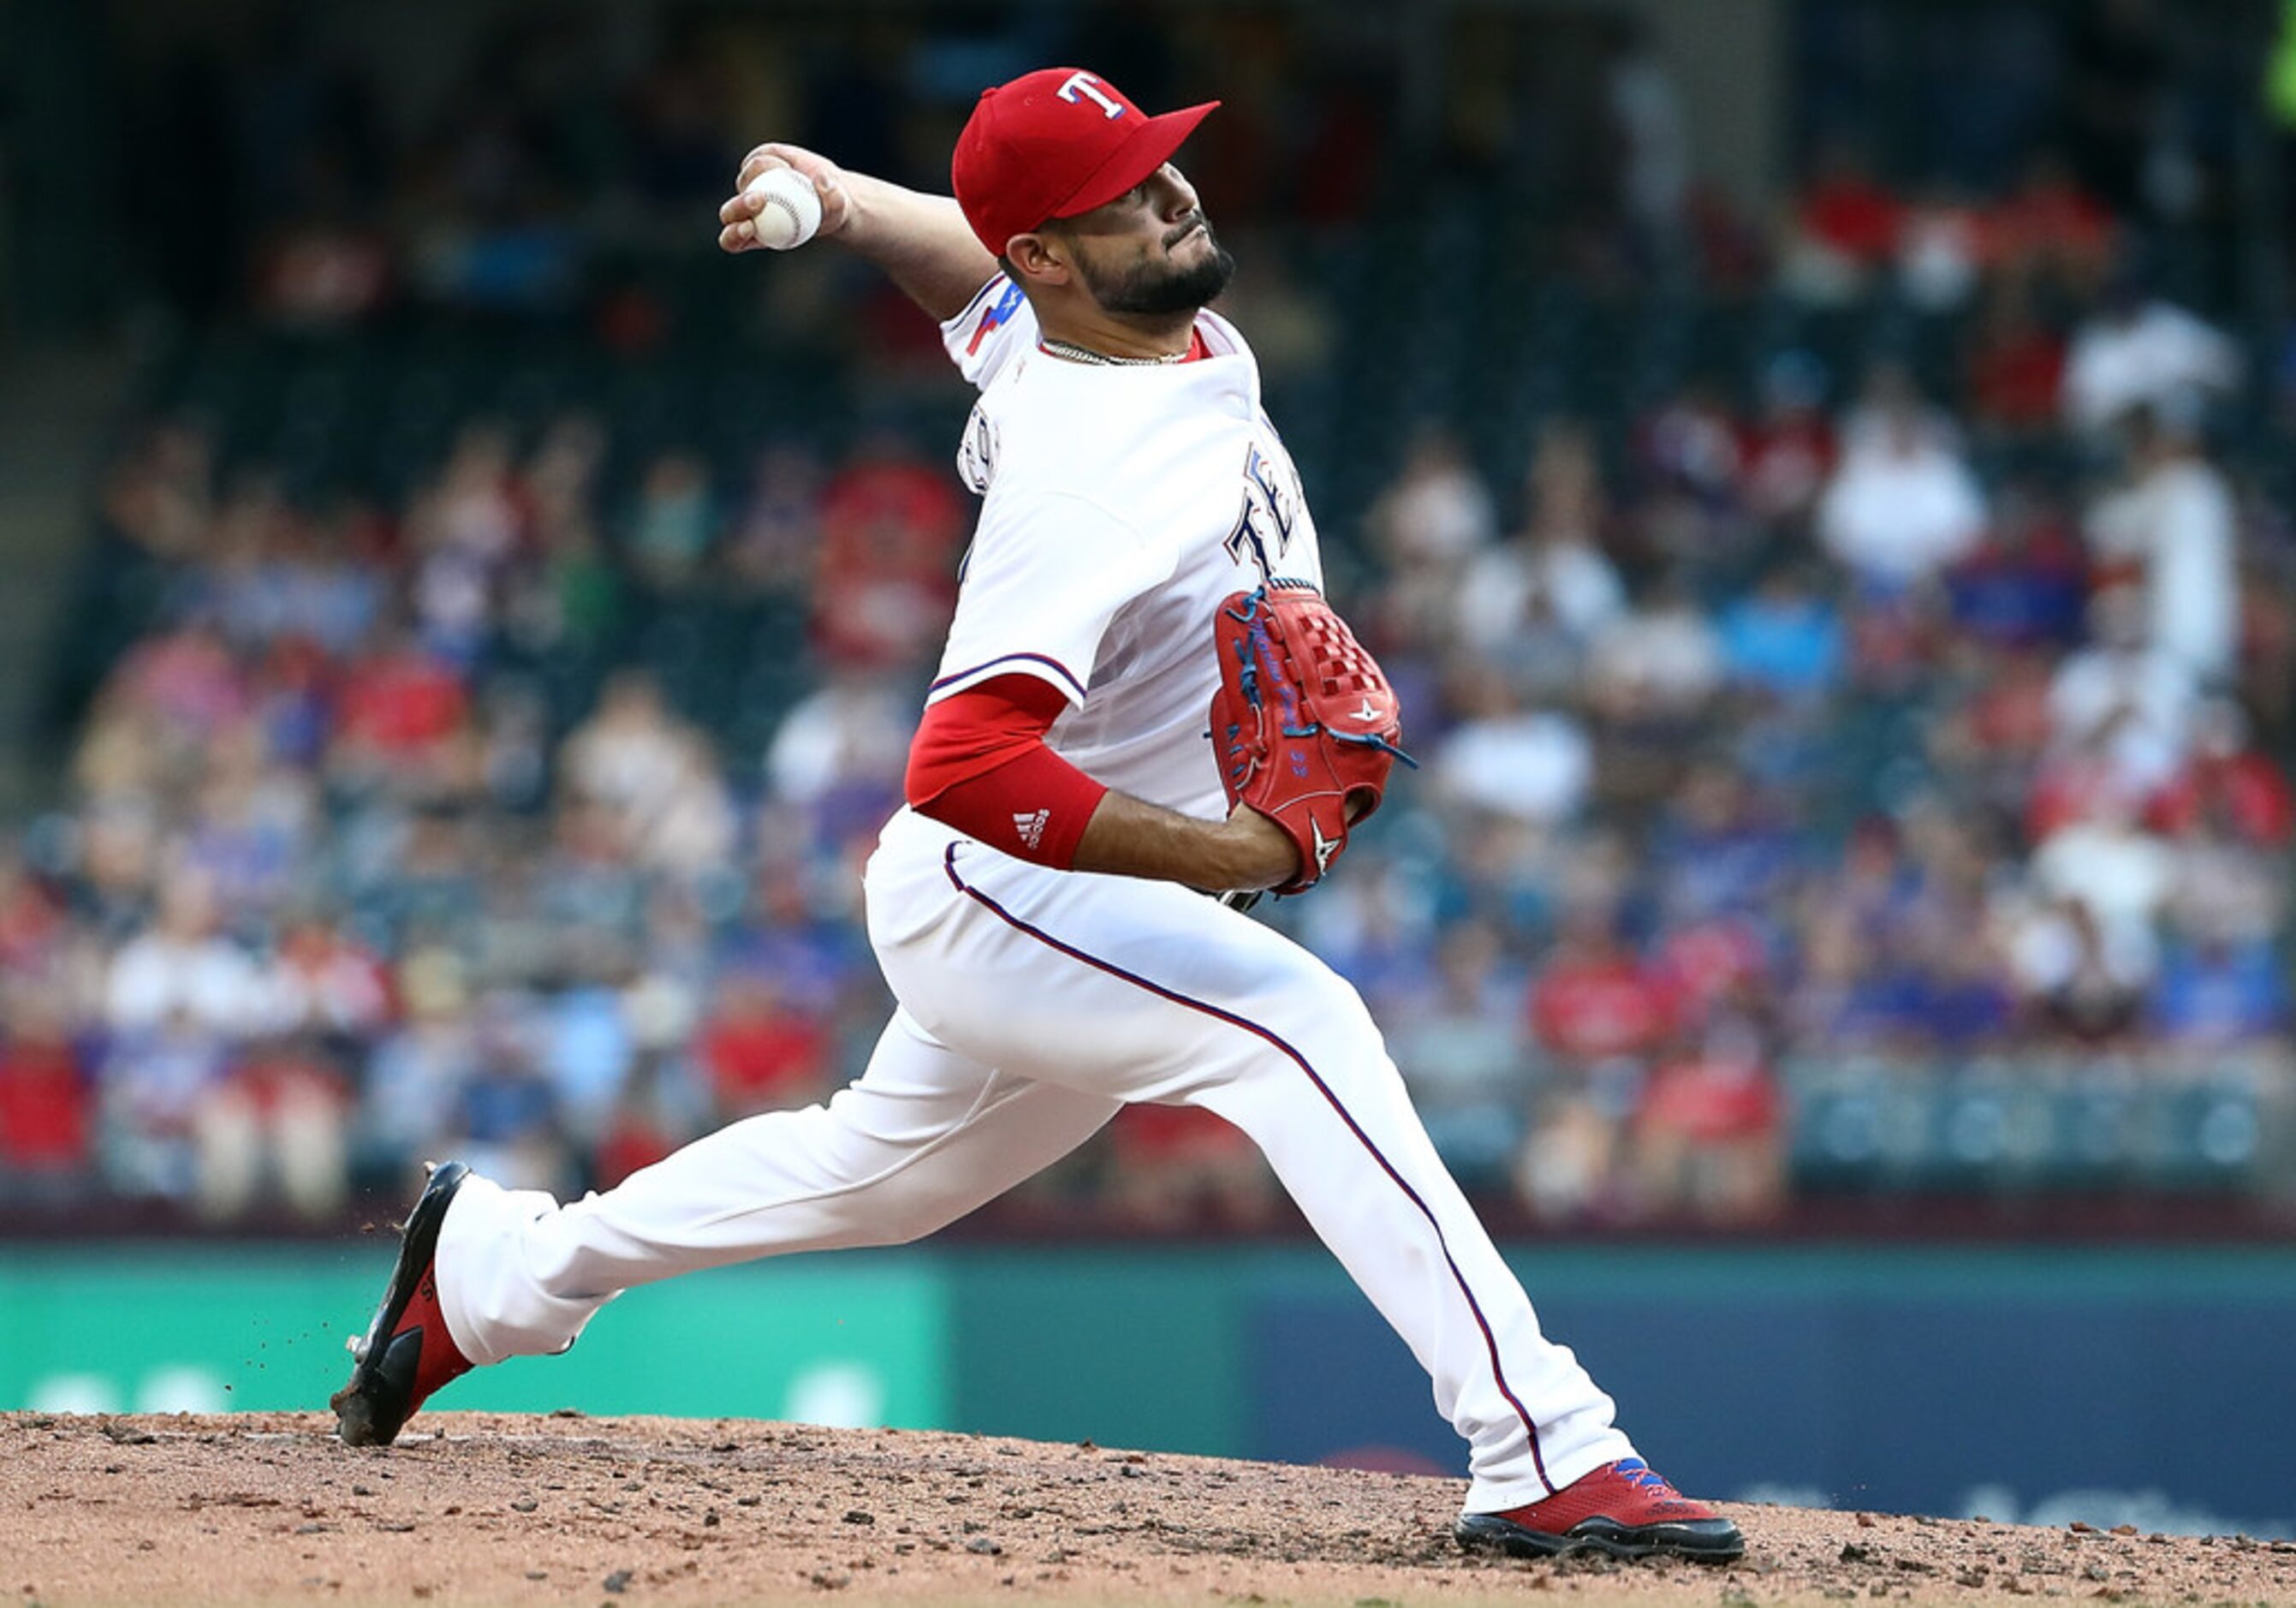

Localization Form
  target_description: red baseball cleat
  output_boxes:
[1455,1458,1745,1562]
[331,1161,474,1447]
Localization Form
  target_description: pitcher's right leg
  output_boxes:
[442,1008,1119,1363]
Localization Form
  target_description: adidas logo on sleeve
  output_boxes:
[1013,809,1051,851]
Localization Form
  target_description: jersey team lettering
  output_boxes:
[1226,438,1306,583]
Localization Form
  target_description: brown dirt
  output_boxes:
[5,1412,2293,1606]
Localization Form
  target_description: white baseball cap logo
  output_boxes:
[1056,71,1127,119]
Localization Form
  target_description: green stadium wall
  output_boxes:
[3,1242,2292,1536]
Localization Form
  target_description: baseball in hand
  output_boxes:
[743,168,824,250]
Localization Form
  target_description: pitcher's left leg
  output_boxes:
[907,848,1631,1514]
[1194,999,1630,1510]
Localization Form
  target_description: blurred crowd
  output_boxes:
[0,411,973,1223]
[1319,348,2290,1224]
[1,0,2289,1232]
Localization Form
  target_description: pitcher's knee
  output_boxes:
[1254,968,1381,1051]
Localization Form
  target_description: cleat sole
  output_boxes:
[1455,1510,1745,1563]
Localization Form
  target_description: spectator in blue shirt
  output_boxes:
[1719,566,1845,699]
[2149,938,2291,1048]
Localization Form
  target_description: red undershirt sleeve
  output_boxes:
[905,674,1109,869]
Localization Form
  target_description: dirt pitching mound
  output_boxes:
[6,1411,2293,1605]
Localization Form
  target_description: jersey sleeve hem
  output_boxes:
[926,488,1165,711]
[925,652,1089,708]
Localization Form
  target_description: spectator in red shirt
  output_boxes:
[333,627,469,758]
[1985,152,2115,288]
[592,1054,691,1189]
[1966,282,2069,437]
[1529,908,1679,1063]
[697,968,831,1118]
[1104,1104,1276,1231]
[1782,140,1903,302]
[593,1099,676,1190]
[1799,142,1903,264]
[0,991,89,1195]
[2144,700,2295,847]
[810,433,963,670]
[1631,1016,1784,1225]
[1653,914,1770,1023]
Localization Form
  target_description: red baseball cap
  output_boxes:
[952,68,1219,258]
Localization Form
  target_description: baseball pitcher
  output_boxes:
[332,68,1742,1564]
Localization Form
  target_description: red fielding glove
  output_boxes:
[1207,581,1414,895]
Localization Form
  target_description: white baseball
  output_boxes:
[743,167,823,251]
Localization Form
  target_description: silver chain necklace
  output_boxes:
[1040,337,1187,367]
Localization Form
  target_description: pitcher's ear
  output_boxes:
[1003,229,1071,289]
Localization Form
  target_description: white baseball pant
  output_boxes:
[434,808,1633,1511]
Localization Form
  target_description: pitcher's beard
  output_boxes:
[1080,229,1236,317]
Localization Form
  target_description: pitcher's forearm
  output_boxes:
[1073,790,1299,892]
[835,176,1000,321]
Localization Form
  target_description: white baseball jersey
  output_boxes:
[929,274,1323,820]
